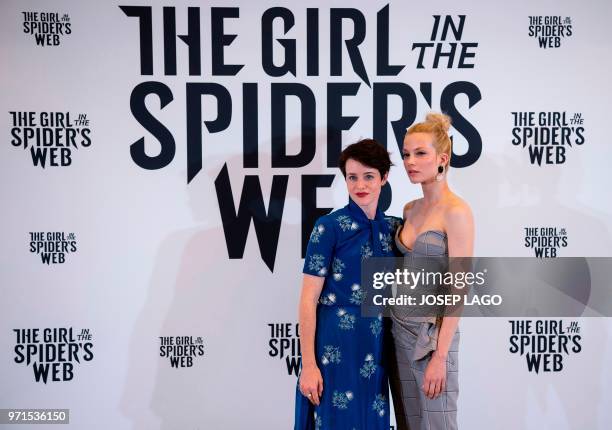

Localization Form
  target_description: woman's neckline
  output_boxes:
[396,223,447,252]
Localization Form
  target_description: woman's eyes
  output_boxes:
[403,151,426,158]
[348,175,375,181]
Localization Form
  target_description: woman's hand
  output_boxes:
[422,352,447,399]
[299,363,324,405]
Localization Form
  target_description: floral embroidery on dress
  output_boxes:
[308,254,324,271]
[314,413,322,429]
[349,284,366,305]
[379,232,392,253]
[332,257,345,281]
[321,345,342,365]
[385,216,401,233]
[361,242,373,260]
[310,224,325,243]
[337,308,356,330]
[332,390,354,409]
[371,394,387,417]
[337,215,359,232]
[359,354,377,378]
[370,314,383,337]
[319,293,337,306]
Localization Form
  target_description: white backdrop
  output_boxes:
[2,0,612,429]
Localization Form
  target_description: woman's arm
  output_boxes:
[437,204,474,356]
[423,203,474,399]
[298,274,325,405]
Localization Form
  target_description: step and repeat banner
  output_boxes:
[2,0,612,428]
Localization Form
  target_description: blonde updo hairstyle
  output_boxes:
[406,112,452,169]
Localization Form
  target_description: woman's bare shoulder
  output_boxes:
[402,199,421,218]
[444,194,473,222]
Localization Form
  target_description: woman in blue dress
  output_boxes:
[294,139,401,430]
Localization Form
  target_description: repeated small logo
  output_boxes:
[511,111,585,165]
[524,227,567,258]
[268,323,301,376]
[29,232,77,264]
[13,327,94,383]
[528,16,573,48]
[159,336,205,368]
[10,111,92,168]
[509,320,581,373]
[22,12,71,46]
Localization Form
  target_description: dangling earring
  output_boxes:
[435,165,445,182]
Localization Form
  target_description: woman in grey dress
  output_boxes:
[390,113,474,430]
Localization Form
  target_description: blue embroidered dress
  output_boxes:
[295,198,401,430]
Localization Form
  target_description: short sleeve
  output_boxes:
[385,216,402,235]
[303,216,337,277]
[385,216,403,256]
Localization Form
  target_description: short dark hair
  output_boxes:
[338,139,392,178]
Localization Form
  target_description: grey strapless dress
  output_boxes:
[389,225,460,430]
